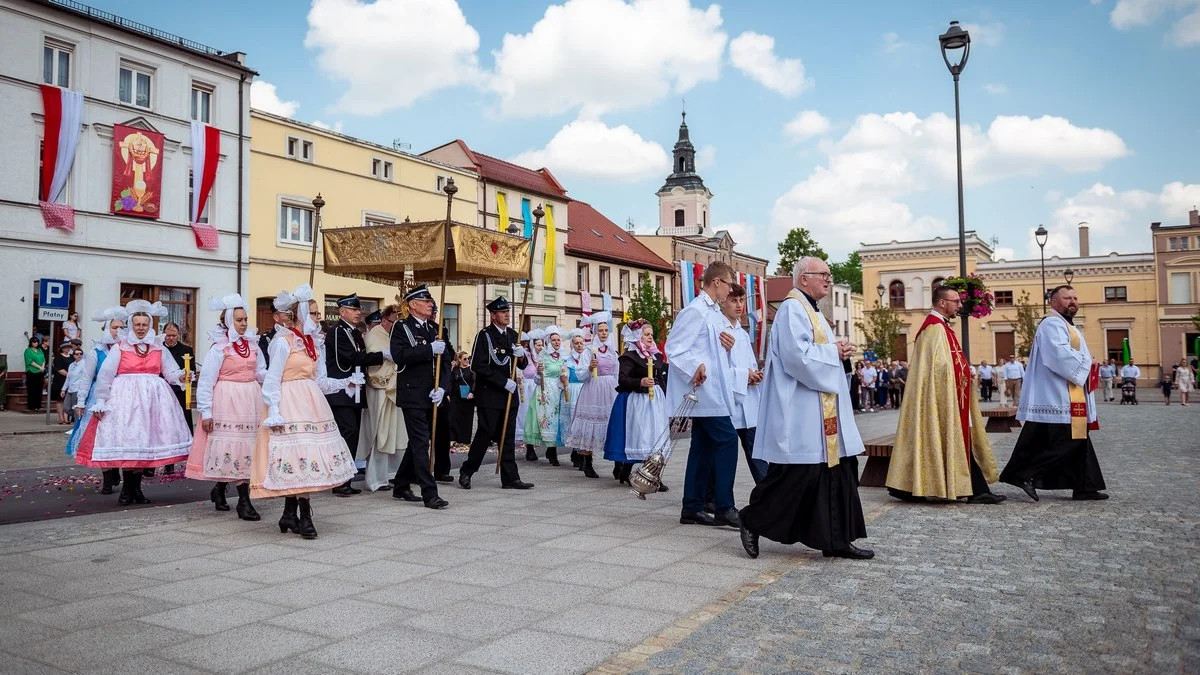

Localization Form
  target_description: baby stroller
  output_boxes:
[1120,377,1138,405]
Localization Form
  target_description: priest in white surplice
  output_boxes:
[665,261,742,528]
[1000,285,1108,501]
[357,306,406,491]
[738,258,873,560]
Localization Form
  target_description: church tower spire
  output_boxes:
[656,110,713,236]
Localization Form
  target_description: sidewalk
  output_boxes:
[0,410,72,436]
[0,413,901,675]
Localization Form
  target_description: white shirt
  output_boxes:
[754,293,864,465]
[979,365,994,379]
[722,316,761,429]
[1121,364,1141,379]
[665,291,734,418]
[1017,311,1096,425]
[195,339,268,421]
[1002,361,1025,380]
[65,359,89,395]
[861,366,878,386]
[1098,364,1116,378]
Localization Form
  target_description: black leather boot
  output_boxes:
[571,450,582,469]
[546,447,560,466]
[210,482,230,511]
[582,454,599,479]
[296,498,318,540]
[278,496,300,534]
[235,483,260,521]
[130,471,151,504]
[117,470,135,505]
[100,469,116,495]
[525,445,538,462]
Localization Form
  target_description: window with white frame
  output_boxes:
[42,40,72,88]
[370,158,394,181]
[279,202,315,245]
[191,83,213,123]
[1169,272,1192,305]
[436,175,448,192]
[286,136,299,158]
[188,170,210,223]
[118,62,153,108]
[364,212,394,228]
[37,140,69,204]
[301,140,313,162]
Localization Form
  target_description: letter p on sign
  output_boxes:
[39,278,70,310]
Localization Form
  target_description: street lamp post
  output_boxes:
[1035,225,1049,313]
[1064,268,1074,286]
[876,282,885,307]
[940,20,972,360]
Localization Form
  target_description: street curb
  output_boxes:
[3,429,72,436]
[588,498,902,674]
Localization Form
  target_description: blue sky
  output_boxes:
[92,0,1199,266]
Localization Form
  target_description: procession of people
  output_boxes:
[63,271,1115,556]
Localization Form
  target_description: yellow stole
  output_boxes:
[1065,322,1088,440]
[787,290,840,467]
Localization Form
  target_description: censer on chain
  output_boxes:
[628,385,700,499]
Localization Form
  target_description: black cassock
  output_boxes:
[461,324,527,485]
[1000,422,1106,493]
[164,341,195,433]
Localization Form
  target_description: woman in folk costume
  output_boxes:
[559,328,591,472]
[184,294,266,520]
[524,325,569,465]
[515,330,543,459]
[567,312,617,479]
[66,306,128,495]
[75,300,192,505]
[252,285,363,539]
[603,320,669,485]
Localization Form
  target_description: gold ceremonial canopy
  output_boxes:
[321,220,531,285]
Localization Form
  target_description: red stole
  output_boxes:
[916,314,972,460]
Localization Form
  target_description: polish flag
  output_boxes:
[39,85,84,231]
[189,121,221,250]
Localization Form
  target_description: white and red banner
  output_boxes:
[39,84,83,231]
[189,121,220,250]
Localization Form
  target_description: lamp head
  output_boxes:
[939,21,971,76]
[1064,268,1075,285]
[876,283,885,298]
[1035,225,1048,248]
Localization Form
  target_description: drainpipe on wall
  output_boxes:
[236,74,246,295]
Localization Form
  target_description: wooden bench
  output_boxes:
[981,407,1020,433]
[858,435,894,488]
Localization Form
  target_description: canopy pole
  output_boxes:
[498,205,543,473]
[430,179,458,471]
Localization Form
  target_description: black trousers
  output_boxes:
[395,406,443,501]
[25,372,44,410]
[330,405,362,460]
[980,379,993,402]
[462,406,521,486]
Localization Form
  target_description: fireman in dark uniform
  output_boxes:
[325,294,384,496]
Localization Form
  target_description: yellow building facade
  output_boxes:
[248,112,483,352]
[860,232,1160,382]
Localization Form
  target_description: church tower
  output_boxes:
[656,111,713,237]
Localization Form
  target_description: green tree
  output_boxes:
[776,227,828,274]
[1013,290,1041,358]
[627,272,672,341]
[829,251,863,293]
[1192,312,1200,332]
[856,301,902,361]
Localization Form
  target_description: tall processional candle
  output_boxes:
[648,359,655,400]
[354,366,362,404]
[182,353,192,409]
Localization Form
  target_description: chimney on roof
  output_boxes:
[1078,223,1090,258]
[1190,208,1199,226]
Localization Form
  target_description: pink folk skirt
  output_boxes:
[75,374,192,469]
[250,379,356,499]
[185,379,264,482]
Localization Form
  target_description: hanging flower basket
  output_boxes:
[942,274,994,319]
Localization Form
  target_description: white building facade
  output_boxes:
[0,0,254,358]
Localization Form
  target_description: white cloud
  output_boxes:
[1037,181,1200,257]
[1110,0,1200,46]
[784,110,831,141]
[962,22,1005,46]
[729,31,811,97]
[510,119,670,182]
[983,83,1009,95]
[305,0,482,116]
[882,32,909,52]
[491,0,727,119]
[768,111,1130,259]
[695,145,716,170]
[311,120,345,133]
[249,80,299,116]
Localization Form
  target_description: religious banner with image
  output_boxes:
[110,124,163,219]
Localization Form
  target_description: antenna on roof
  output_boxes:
[392,139,411,151]
[626,217,636,234]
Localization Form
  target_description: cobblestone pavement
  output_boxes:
[629,399,1200,674]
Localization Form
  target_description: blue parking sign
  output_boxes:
[39,278,70,309]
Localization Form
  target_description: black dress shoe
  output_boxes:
[823,544,875,560]
[458,473,471,490]
[739,522,759,558]
[715,508,742,528]
[703,501,716,514]
[966,492,1007,504]
[347,485,362,495]
[331,484,354,496]
[502,481,534,490]
[680,510,721,526]
[392,488,421,502]
[435,474,454,483]
[1017,480,1039,502]
[1072,490,1110,501]
[887,487,925,503]
[424,497,449,510]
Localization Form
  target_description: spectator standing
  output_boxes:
[1098,359,1117,402]
[24,337,46,411]
[978,361,994,402]
[861,361,878,412]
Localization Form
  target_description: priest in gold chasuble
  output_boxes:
[886,286,1002,504]
[1000,285,1107,501]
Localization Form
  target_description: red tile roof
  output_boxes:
[566,201,675,273]
[442,139,568,198]
[764,276,793,321]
